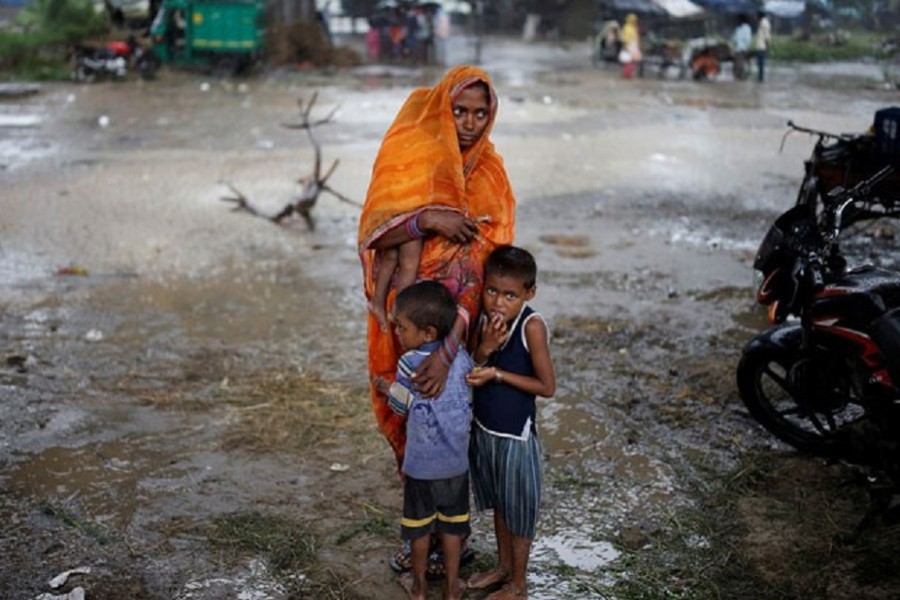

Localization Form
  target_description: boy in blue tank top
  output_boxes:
[373,280,473,600]
[465,246,556,599]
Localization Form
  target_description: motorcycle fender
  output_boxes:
[741,323,803,355]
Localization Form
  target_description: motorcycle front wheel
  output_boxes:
[736,345,863,457]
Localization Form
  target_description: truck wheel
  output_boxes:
[212,55,239,78]
[137,53,159,81]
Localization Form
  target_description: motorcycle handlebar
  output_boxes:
[827,165,895,240]
[779,120,857,153]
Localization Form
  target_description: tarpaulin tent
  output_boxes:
[764,0,805,18]
[597,0,705,17]
[691,0,760,15]
[656,0,705,18]
[599,0,667,16]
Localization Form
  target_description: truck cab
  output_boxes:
[149,0,266,76]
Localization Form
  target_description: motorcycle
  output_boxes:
[70,36,159,83]
[783,119,900,219]
[736,165,900,488]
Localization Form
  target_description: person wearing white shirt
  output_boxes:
[754,10,772,82]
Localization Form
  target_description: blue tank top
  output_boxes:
[473,305,542,439]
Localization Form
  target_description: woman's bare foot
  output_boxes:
[486,583,528,599]
[466,567,509,590]
[368,300,390,332]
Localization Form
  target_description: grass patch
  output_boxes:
[39,500,111,545]
[207,511,364,599]
[218,369,374,454]
[116,366,376,454]
[208,511,318,573]
[335,513,393,546]
[770,31,891,62]
[590,452,900,599]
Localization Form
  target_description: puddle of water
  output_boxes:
[534,533,622,571]
[5,440,172,529]
[0,114,41,127]
[176,558,298,600]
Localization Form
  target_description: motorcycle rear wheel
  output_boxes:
[736,345,862,457]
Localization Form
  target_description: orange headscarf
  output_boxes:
[359,65,516,465]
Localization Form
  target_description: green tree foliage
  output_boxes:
[1,0,109,78]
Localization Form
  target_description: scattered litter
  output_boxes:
[49,567,91,589]
[238,83,249,94]
[98,115,109,128]
[329,463,350,472]
[5,353,35,372]
[542,95,553,104]
[84,329,104,342]
[35,588,85,600]
[66,93,76,103]
[200,82,211,92]
[56,265,88,276]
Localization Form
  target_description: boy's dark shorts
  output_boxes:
[401,472,470,541]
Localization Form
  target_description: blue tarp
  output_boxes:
[691,0,759,14]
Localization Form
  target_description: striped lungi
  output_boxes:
[469,423,543,539]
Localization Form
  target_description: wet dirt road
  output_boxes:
[2,37,900,599]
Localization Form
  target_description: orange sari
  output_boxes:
[358,65,516,466]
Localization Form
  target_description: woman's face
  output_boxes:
[452,84,490,150]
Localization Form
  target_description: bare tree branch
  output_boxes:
[223,92,359,230]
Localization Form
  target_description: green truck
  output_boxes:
[147,0,266,76]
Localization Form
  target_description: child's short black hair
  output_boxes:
[394,280,457,340]
[484,245,537,289]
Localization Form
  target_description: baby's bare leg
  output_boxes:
[395,239,423,293]
[369,247,399,333]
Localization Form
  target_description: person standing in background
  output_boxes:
[731,14,752,80]
[433,7,450,66]
[754,10,772,82]
[619,13,642,79]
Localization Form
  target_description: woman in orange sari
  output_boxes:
[358,65,516,578]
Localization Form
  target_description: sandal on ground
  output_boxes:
[426,543,477,579]
[390,538,476,577]
[389,539,413,573]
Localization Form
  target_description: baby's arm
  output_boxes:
[369,247,400,332]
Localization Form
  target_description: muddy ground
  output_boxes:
[3,36,900,599]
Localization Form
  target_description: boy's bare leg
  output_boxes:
[398,532,429,600]
[485,534,532,599]
[368,246,399,332]
[440,532,465,600]
[395,238,423,293]
[467,509,512,589]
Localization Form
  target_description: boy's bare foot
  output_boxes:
[444,576,467,600]
[367,301,390,332]
[466,567,509,590]
[486,583,528,599]
[398,572,426,600]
